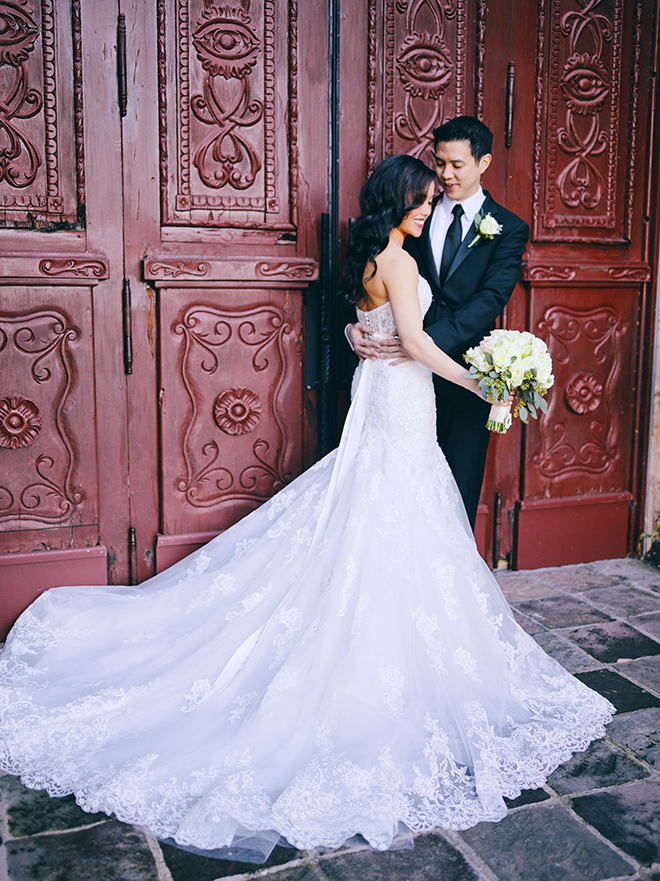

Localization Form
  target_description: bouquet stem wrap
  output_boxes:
[486,401,512,434]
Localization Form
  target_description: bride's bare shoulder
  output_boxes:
[376,244,418,278]
[376,245,419,289]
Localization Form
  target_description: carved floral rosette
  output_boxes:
[564,372,603,414]
[0,396,42,448]
[214,387,262,435]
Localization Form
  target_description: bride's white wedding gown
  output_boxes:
[0,279,613,862]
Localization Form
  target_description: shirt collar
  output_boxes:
[438,186,485,223]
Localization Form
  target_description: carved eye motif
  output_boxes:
[397,33,453,99]
[0,3,39,66]
[560,54,609,116]
[193,16,260,80]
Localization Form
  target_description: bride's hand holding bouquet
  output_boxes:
[464,329,554,433]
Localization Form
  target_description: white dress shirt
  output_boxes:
[345,189,486,348]
[429,187,486,275]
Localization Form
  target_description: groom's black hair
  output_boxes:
[433,116,493,162]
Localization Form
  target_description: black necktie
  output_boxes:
[439,204,464,285]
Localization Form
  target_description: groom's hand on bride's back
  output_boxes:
[346,323,414,364]
[346,322,378,359]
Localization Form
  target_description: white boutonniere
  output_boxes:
[468,212,503,248]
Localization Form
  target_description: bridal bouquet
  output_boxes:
[464,329,554,433]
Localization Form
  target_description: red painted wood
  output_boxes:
[155,531,220,572]
[0,1,128,628]
[514,493,633,570]
[118,0,323,574]
[474,503,488,561]
[1,0,657,632]
[0,546,107,640]
[0,287,100,550]
[158,286,306,535]
[476,0,656,568]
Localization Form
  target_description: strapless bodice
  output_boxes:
[355,276,432,339]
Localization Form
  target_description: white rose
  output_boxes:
[537,364,554,388]
[492,348,511,370]
[510,365,525,387]
[480,329,506,354]
[474,352,490,372]
[478,214,502,236]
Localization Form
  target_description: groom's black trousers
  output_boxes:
[434,378,492,529]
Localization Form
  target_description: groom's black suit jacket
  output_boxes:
[406,190,529,402]
[405,190,529,526]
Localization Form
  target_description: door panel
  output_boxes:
[504,0,652,567]
[350,0,656,568]
[158,0,294,231]
[156,281,306,538]
[0,0,128,637]
[0,288,100,546]
[364,0,477,173]
[0,0,82,228]
[527,288,636,498]
[122,0,323,579]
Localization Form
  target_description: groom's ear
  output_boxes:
[478,153,492,176]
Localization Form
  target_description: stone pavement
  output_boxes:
[2,558,660,881]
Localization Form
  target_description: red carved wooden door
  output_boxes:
[0,1,128,634]
[1,0,657,640]
[478,0,657,568]
[341,0,658,569]
[120,0,323,580]
[0,0,327,636]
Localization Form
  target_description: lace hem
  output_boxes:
[0,692,614,853]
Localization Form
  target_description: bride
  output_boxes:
[0,155,614,864]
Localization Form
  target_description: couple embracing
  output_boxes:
[0,116,614,862]
[347,115,528,527]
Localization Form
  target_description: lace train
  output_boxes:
[0,279,614,862]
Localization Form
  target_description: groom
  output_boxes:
[347,116,529,527]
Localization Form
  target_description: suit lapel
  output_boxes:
[445,192,498,282]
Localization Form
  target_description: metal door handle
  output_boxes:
[118,13,127,117]
[505,62,515,148]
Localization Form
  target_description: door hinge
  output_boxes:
[117,13,127,117]
[128,526,138,585]
[122,277,133,375]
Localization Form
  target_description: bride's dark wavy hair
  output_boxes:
[343,154,437,305]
